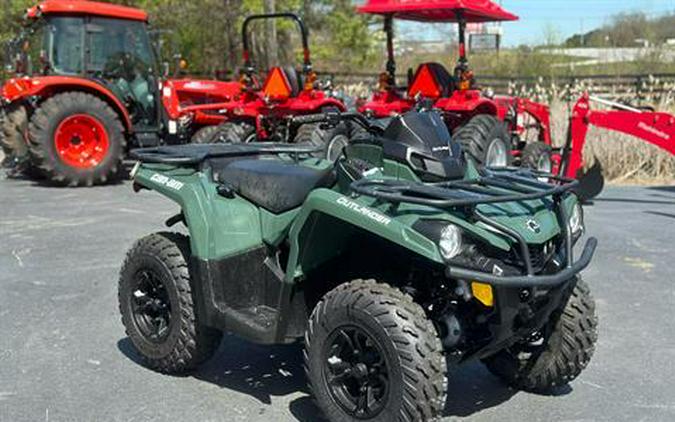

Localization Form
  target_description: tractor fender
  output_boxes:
[285,93,347,113]
[285,189,443,283]
[1,76,133,131]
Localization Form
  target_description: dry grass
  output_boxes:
[338,77,675,185]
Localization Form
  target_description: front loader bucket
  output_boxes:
[574,160,605,202]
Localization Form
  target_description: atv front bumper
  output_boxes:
[446,237,597,288]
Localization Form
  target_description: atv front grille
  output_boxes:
[526,241,556,272]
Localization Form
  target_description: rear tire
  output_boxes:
[28,92,125,186]
[0,104,29,163]
[454,114,511,168]
[191,125,220,144]
[213,122,256,143]
[294,123,351,162]
[482,278,597,393]
[119,232,222,374]
[521,142,553,173]
[305,279,447,422]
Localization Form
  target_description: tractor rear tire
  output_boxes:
[521,142,553,173]
[119,232,222,374]
[213,122,256,143]
[482,278,597,393]
[28,92,125,186]
[293,123,351,162]
[454,114,512,168]
[191,125,220,144]
[305,279,447,422]
[1,105,29,166]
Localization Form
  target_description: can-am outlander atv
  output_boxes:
[119,110,598,421]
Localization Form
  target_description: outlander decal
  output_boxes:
[337,197,392,226]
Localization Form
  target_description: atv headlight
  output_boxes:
[439,224,463,260]
[569,203,584,235]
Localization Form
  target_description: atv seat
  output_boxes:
[214,159,336,214]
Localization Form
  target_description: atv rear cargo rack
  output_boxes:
[130,143,322,165]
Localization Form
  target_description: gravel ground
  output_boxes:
[0,176,674,422]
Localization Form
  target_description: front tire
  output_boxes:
[28,92,125,186]
[483,278,597,393]
[191,125,221,144]
[454,114,512,168]
[213,121,256,143]
[119,232,221,374]
[305,279,447,422]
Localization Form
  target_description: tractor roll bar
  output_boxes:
[241,13,312,75]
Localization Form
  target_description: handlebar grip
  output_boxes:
[291,113,329,125]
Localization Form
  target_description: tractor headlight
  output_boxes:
[439,224,463,260]
[569,203,584,235]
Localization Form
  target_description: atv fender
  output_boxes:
[133,166,263,260]
[2,76,133,131]
[285,188,443,282]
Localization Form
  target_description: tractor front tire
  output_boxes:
[454,114,511,168]
[119,232,222,374]
[191,125,221,144]
[305,279,447,422]
[27,92,125,186]
[1,104,29,166]
[294,123,351,162]
[483,278,597,393]
[521,142,553,173]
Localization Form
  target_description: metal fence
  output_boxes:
[317,71,675,98]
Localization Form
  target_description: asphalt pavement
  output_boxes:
[1,175,674,422]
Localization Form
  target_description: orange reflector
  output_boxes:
[262,67,292,100]
[471,282,494,307]
[408,64,441,99]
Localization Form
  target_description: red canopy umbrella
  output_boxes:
[358,0,518,23]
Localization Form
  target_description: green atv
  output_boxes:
[119,111,598,421]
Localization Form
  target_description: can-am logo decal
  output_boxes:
[337,197,392,226]
[526,219,541,234]
[150,173,184,191]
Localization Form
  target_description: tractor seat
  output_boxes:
[215,159,336,214]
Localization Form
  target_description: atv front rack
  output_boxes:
[351,168,597,287]
[350,168,578,208]
[130,143,322,165]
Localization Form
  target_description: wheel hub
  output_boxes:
[130,270,172,343]
[323,326,389,418]
[54,114,110,169]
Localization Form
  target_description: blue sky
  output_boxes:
[398,0,675,46]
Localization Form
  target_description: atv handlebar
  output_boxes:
[290,111,383,135]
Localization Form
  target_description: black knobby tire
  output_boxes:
[0,104,29,161]
[191,125,221,144]
[119,232,222,374]
[454,114,512,168]
[305,279,447,422]
[483,278,597,393]
[521,142,553,173]
[294,123,351,162]
[214,121,256,143]
[27,92,125,186]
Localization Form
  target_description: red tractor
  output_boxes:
[191,13,350,161]
[356,0,554,171]
[0,0,238,186]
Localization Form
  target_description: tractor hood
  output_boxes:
[357,0,519,23]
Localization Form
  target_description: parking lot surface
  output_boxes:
[1,177,674,422]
